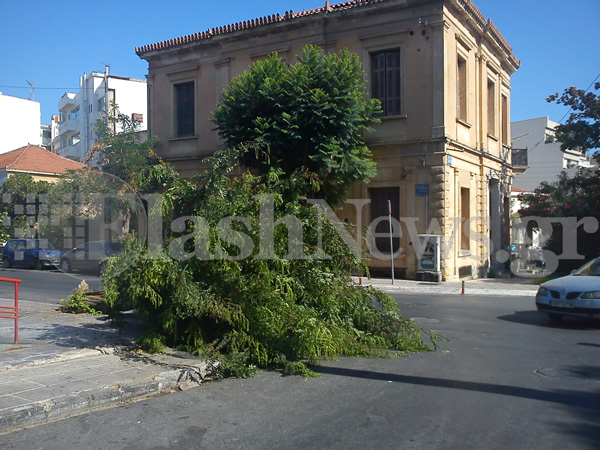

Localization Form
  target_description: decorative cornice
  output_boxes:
[136,0,519,71]
[453,0,520,70]
[136,0,386,57]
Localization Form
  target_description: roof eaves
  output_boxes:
[135,0,382,57]
[5,146,29,170]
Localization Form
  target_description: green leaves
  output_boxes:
[213,45,381,206]
[103,163,441,377]
[99,48,438,378]
[547,82,600,153]
[519,167,600,271]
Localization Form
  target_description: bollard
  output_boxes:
[461,280,465,295]
[359,277,362,285]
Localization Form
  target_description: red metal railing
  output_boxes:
[0,277,21,344]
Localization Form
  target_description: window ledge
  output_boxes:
[456,118,472,128]
[487,133,499,141]
[169,135,198,142]
[459,250,471,257]
[379,113,408,121]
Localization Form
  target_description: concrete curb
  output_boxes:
[374,285,537,297]
[0,353,208,435]
[0,348,102,372]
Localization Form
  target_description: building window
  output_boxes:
[371,50,401,116]
[501,94,508,145]
[175,82,195,137]
[69,134,81,146]
[544,132,556,144]
[460,187,470,250]
[487,80,496,136]
[98,97,106,112]
[369,187,400,254]
[457,55,467,121]
[69,107,80,121]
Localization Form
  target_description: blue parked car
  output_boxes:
[2,239,62,270]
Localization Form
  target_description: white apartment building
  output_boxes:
[0,92,42,154]
[512,117,595,192]
[56,67,147,162]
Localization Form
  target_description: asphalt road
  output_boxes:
[2,292,600,449]
[0,267,102,304]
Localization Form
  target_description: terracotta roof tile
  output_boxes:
[135,0,518,68]
[0,145,87,176]
[135,0,382,56]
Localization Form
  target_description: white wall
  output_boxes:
[56,72,147,163]
[107,77,148,132]
[0,93,42,153]
[511,117,589,192]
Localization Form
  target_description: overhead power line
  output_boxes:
[557,71,600,124]
[0,85,96,91]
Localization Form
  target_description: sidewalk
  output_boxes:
[355,275,539,297]
[0,276,538,434]
[0,300,208,435]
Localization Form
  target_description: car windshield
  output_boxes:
[26,240,54,250]
[572,258,600,276]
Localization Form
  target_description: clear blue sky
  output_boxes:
[1,0,598,125]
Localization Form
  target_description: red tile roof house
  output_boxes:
[0,145,86,184]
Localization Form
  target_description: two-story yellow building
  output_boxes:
[136,0,521,280]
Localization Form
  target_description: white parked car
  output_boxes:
[536,257,600,321]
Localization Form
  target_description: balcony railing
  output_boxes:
[58,116,81,135]
[59,143,82,161]
[511,148,528,168]
[58,94,77,111]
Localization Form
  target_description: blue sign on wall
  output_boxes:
[415,184,429,197]
[447,155,453,166]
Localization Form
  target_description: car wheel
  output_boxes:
[2,257,11,268]
[33,258,42,270]
[60,258,72,273]
[548,313,563,322]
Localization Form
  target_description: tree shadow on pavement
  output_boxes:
[497,310,600,330]
[313,364,600,447]
[29,317,144,349]
[313,365,599,411]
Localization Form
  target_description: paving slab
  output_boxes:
[0,299,209,435]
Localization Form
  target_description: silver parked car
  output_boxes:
[536,257,600,321]
[59,240,123,273]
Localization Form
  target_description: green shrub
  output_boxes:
[103,164,444,378]
[59,288,101,316]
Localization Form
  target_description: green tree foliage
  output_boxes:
[213,45,381,207]
[518,167,600,272]
[547,82,600,154]
[86,103,179,195]
[0,173,51,241]
[104,146,442,378]
[54,104,180,238]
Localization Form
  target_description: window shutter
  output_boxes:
[385,50,401,115]
[372,52,385,112]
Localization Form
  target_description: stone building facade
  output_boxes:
[136,0,520,280]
